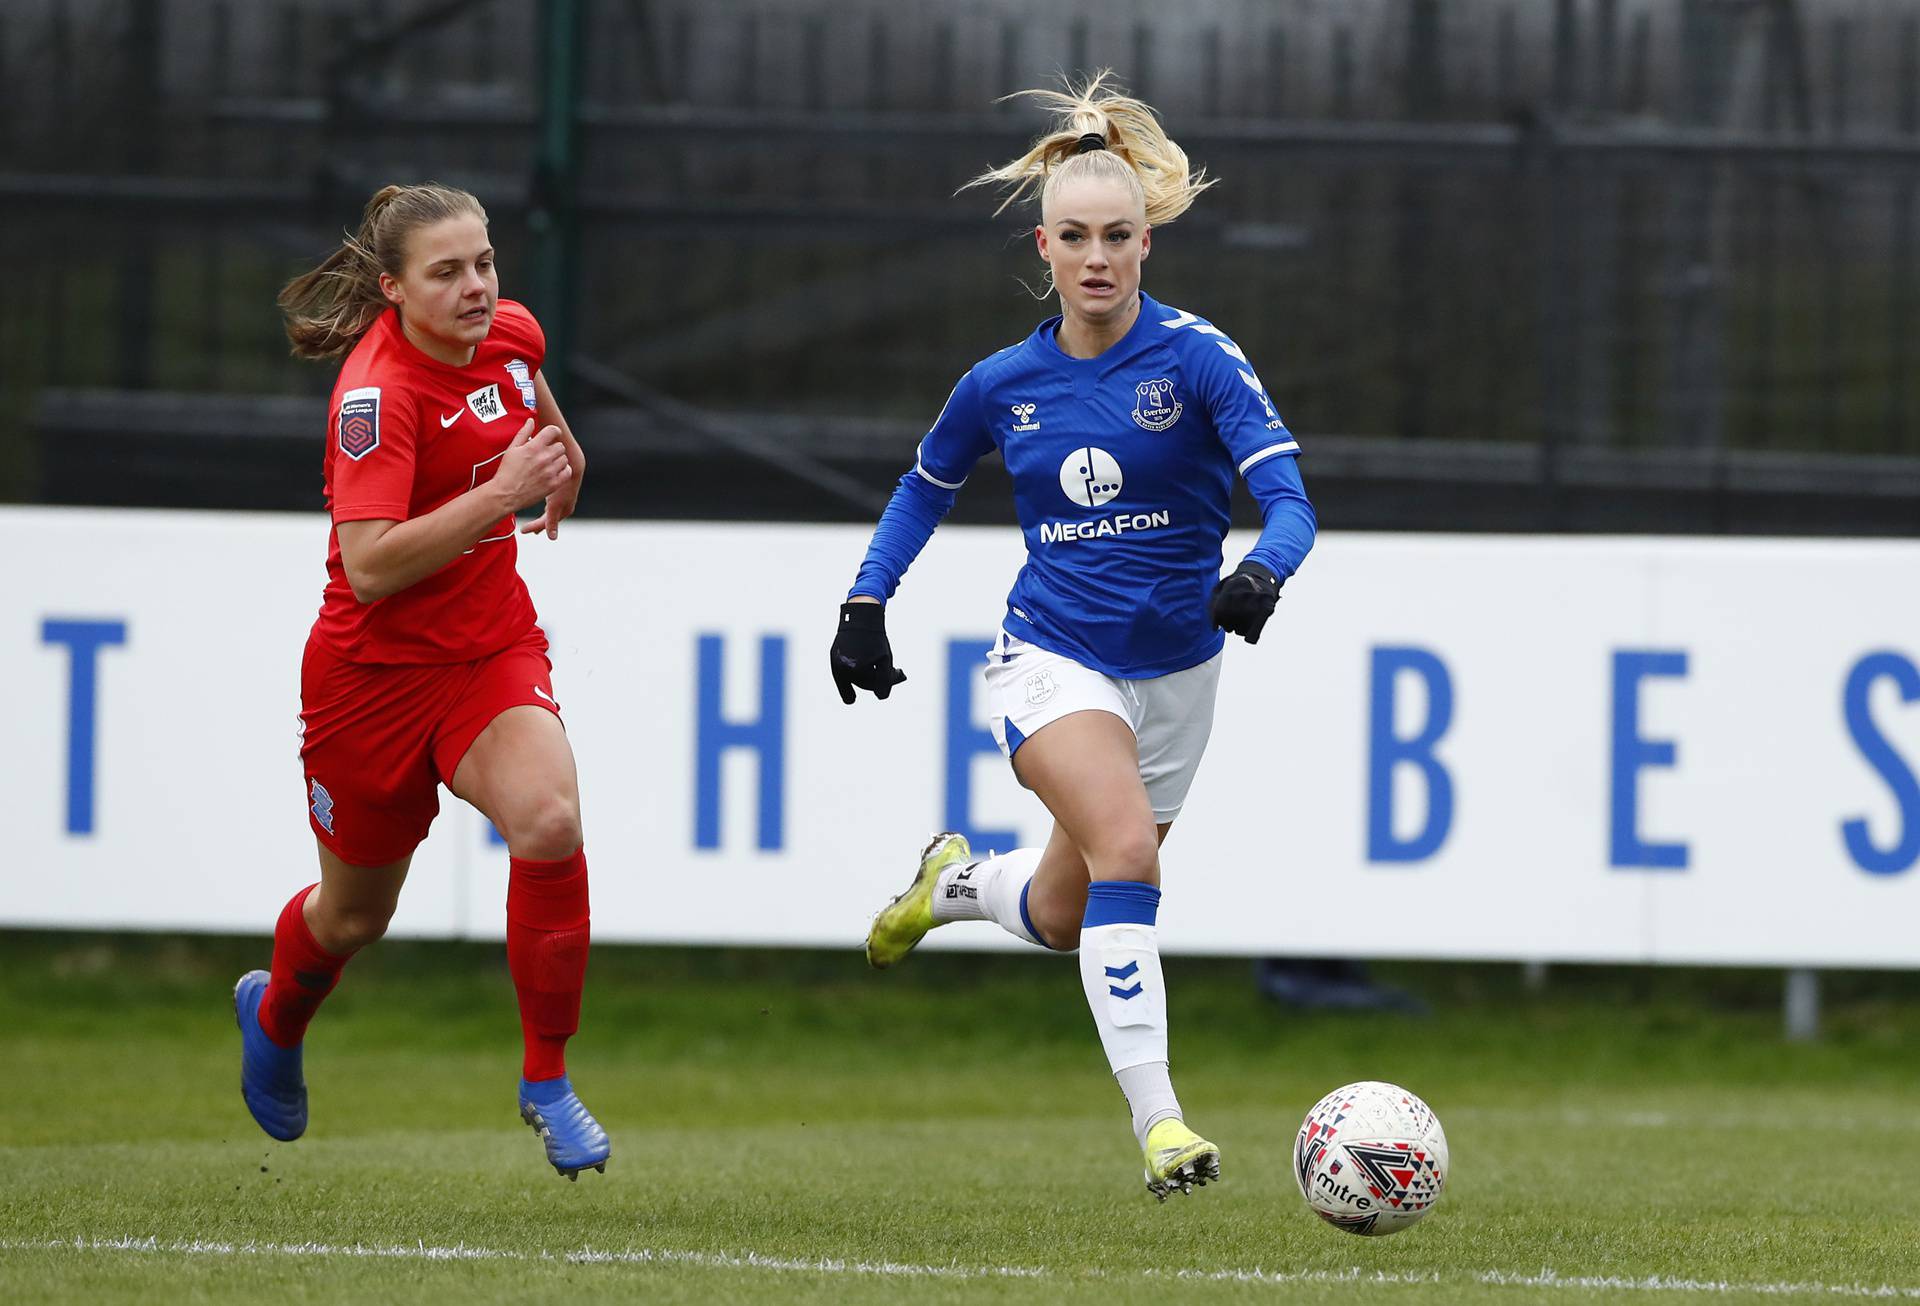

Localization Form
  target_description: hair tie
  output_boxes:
[1074,131,1109,154]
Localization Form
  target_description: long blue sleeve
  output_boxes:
[1241,451,1316,581]
[1177,309,1316,583]
[849,469,960,601]
[847,366,994,602]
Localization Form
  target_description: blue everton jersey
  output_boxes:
[853,292,1312,678]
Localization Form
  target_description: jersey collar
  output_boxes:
[378,305,488,374]
[1031,291,1163,372]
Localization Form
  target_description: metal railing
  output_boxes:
[8,0,1920,519]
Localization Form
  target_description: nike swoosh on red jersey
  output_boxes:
[439,411,461,428]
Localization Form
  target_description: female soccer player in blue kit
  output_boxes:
[830,74,1316,1201]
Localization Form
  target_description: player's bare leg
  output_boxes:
[451,705,607,1179]
[1018,815,1173,952]
[237,848,410,1142]
[1013,709,1218,1200]
[306,846,411,952]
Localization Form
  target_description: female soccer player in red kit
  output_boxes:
[234,183,608,1179]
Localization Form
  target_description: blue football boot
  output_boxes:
[233,969,307,1142]
[519,1075,610,1180]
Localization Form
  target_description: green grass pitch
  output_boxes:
[2,932,1918,1304]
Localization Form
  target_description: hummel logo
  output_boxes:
[440,410,461,428]
[1011,402,1040,432]
[533,686,559,709]
[1105,959,1143,1000]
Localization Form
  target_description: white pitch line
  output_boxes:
[565,1245,1042,1279]
[4,1237,1919,1298]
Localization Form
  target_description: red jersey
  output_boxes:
[309,299,546,664]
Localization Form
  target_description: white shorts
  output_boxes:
[983,632,1224,823]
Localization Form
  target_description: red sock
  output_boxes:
[258,884,352,1049]
[507,847,591,1083]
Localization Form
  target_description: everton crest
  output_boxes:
[1132,377,1183,431]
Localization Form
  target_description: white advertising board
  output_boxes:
[5,507,1920,967]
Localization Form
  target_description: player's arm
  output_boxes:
[338,419,571,603]
[1193,331,1316,642]
[847,368,993,603]
[832,368,994,703]
[521,370,585,540]
[1238,446,1316,582]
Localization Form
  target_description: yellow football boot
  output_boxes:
[1143,1118,1221,1201]
[865,832,972,969]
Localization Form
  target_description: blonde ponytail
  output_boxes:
[278,182,488,361]
[966,70,1214,225]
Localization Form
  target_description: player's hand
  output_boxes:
[830,600,908,704]
[1208,560,1281,644]
[494,419,572,515]
[521,441,585,540]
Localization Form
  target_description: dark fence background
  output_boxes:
[8,0,1920,531]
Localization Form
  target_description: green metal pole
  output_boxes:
[532,0,584,406]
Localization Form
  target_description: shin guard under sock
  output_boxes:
[507,848,591,1083]
[1078,881,1180,1143]
[258,884,351,1049]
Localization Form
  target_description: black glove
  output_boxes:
[1208,560,1281,644]
[830,601,909,704]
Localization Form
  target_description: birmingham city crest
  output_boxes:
[505,358,538,410]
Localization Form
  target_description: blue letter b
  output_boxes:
[1367,646,1455,863]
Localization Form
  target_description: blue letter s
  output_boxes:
[1841,651,1920,876]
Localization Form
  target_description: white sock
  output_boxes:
[1078,881,1174,1142]
[1116,1061,1183,1148]
[932,847,1045,947]
[930,858,988,920]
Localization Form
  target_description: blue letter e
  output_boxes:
[1610,650,1689,869]
[1367,646,1455,862]
[945,639,1017,853]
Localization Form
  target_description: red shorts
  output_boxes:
[298,625,560,866]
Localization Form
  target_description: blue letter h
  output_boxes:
[695,634,786,850]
